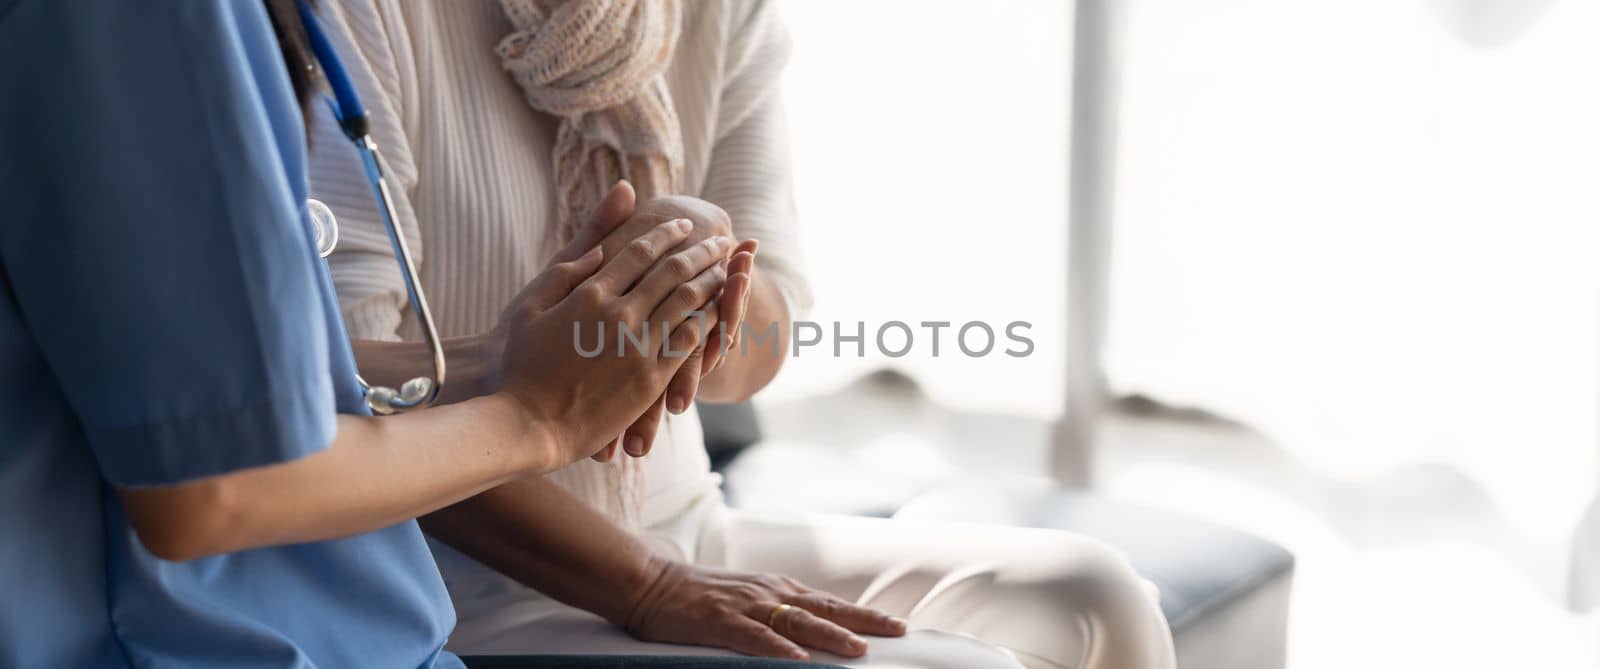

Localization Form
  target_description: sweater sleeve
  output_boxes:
[699,0,814,318]
[306,0,425,342]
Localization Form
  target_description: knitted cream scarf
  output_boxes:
[497,0,684,242]
[496,0,685,528]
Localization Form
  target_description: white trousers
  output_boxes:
[446,495,1176,669]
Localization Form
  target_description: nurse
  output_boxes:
[0,1,756,667]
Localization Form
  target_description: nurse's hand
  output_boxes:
[623,560,908,661]
[496,217,732,467]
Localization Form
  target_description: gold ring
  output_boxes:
[766,603,793,628]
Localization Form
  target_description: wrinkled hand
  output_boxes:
[496,183,733,467]
[700,238,757,382]
[588,196,758,461]
[624,561,907,661]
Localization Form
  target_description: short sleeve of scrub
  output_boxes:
[0,0,340,486]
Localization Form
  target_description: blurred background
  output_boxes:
[712,0,1600,667]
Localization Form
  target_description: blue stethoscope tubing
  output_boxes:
[297,0,445,414]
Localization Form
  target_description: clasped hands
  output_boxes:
[580,187,760,463]
[490,181,756,467]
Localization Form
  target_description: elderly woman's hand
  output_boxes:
[624,560,907,661]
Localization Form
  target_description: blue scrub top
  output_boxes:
[0,1,462,667]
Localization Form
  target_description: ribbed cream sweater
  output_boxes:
[306,0,807,535]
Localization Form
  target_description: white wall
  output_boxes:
[1109,0,1600,550]
[766,0,1072,419]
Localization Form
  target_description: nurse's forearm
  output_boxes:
[119,392,558,562]
[696,272,789,403]
[419,475,665,627]
[351,334,502,405]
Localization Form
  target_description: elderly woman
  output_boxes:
[308,1,1175,667]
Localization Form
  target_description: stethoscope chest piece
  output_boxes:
[363,377,436,416]
[307,198,339,258]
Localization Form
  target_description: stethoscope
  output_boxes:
[296,1,445,414]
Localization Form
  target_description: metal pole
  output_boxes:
[1054,0,1123,487]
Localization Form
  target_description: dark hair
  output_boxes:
[262,0,317,121]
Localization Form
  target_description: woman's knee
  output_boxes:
[1035,537,1174,668]
[1048,537,1156,612]
[919,534,1172,668]
[849,630,1028,669]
